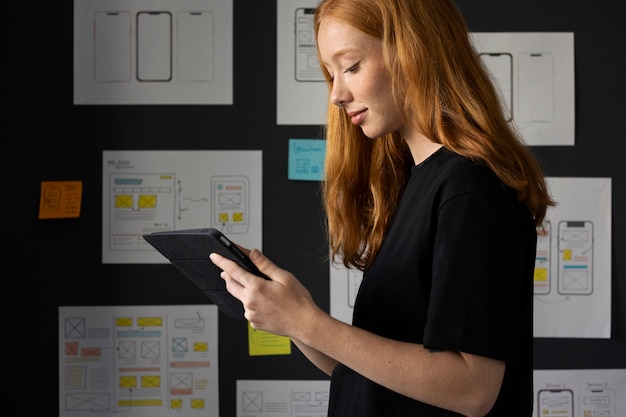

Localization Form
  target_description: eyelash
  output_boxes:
[329,62,359,82]
[344,63,359,73]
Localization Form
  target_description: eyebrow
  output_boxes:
[321,47,354,66]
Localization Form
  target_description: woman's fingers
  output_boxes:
[209,252,250,286]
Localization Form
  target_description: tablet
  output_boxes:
[143,227,269,320]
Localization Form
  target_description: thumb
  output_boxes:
[248,249,284,282]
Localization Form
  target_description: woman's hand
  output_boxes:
[209,249,321,339]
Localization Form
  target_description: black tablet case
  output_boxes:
[143,228,256,320]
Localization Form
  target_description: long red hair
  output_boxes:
[315,0,555,270]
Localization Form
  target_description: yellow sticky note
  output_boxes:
[38,180,83,219]
[248,322,292,356]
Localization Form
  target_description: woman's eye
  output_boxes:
[344,63,359,73]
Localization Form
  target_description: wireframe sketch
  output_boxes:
[557,220,594,295]
[211,175,249,234]
[534,219,552,295]
[294,7,324,82]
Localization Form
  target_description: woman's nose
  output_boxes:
[330,80,346,108]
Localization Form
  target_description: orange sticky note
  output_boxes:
[38,181,83,219]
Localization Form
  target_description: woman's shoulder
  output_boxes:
[426,148,494,178]
[425,148,505,194]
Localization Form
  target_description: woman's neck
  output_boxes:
[403,131,443,165]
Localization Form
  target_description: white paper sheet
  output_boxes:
[236,379,330,417]
[74,0,233,104]
[471,33,575,146]
[102,150,263,264]
[59,305,219,417]
[533,369,626,417]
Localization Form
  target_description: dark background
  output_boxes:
[3,1,624,416]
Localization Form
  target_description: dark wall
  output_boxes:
[4,1,624,416]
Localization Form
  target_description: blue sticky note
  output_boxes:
[288,138,326,181]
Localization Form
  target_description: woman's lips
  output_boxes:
[348,109,366,125]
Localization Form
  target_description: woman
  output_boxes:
[210,0,554,415]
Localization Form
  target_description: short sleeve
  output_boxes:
[423,188,533,360]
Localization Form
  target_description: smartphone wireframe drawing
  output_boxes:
[137,11,172,81]
[537,389,574,417]
[557,220,594,295]
[479,52,512,121]
[94,11,131,82]
[294,7,324,82]
[517,52,554,122]
[143,227,269,319]
[177,11,214,82]
[534,219,552,295]
[579,388,615,417]
[211,175,249,234]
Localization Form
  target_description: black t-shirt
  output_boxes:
[327,148,536,417]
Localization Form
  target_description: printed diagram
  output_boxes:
[480,49,555,124]
[108,173,179,251]
[108,173,243,251]
[292,390,329,414]
[136,11,173,82]
[177,179,209,220]
[241,389,329,415]
[102,150,262,264]
[557,220,593,295]
[536,387,617,417]
[579,388,616,417]
[534,219,594,301]
[537,389,574,417]
[94,11,132,82]
[531,177,610,338]
[534,219,552,295]
[177,11,214,82]
[93,9,214,83]
[533,369,624,417]
[517,52,554,122]
[211,175,249,234]
[479,52,512,121]
[76,0,233,105]
[294,7,324,82]
[59,305,219,417]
